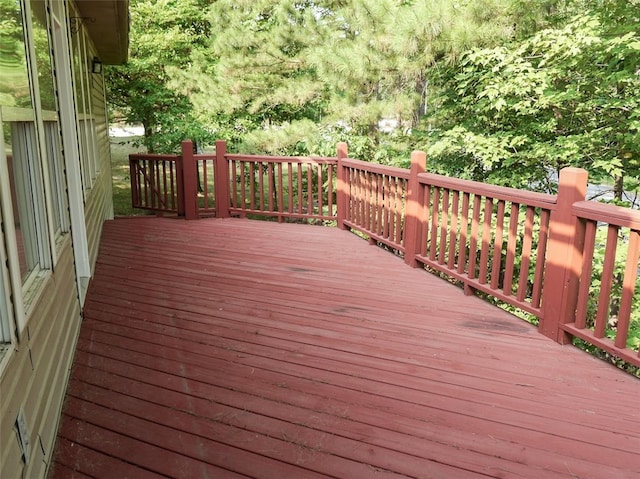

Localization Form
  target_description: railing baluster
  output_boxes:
[142,159,148,208]
[327,163,337,216]
[503,203,520,296]
[162,161,168,210]
[438,189,449,264]
[429,188,440,261]
[268,163,275,212]
[258,163,265,211]
[372,174,381,235]
[239,161,248,209]
[231,159,238,208]
[317,164,323,218]
[304,164,310,215]
[420,186,430,257]
[169,162,175,210]
[277,162,284,221]
[531,208,550,308]
[249,162,255,210]
[382,175,390,238]
[594,225,619,338]
[361,170,367,229]
[297,164,303,214]
[287,163,294,214]
[202,159,209,210]
[457,192,470,274]
[355,170,364,230]
[491,200,506,290]
[395,178,404,246]
[129,158,138,208]
[615,230,640,349]
[575,220,597,329]
[479,197,493,284]
[447,191,459,270]
[517,207,535,302]
[468,194,482,281]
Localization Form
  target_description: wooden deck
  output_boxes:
[49,217,640,479]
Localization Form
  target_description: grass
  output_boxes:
[109,136,152,216]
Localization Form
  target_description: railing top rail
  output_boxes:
[194,153,216,161]
[420,172,558,209]
[130,153,180,161]
[573,200,640,229]
[341,157,411,179]
[224,153,337,165]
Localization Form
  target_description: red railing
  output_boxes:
[129,154,182,214]
[226,153,337,221]
[413,172,556,318]
[129,141,640,368]
[340,159,409,251]
[560,201,640,366]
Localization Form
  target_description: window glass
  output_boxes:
[5,121,41,280]
[30,0,56,112]
[70,26,91,189]
[30,0,70,238]
[0,0,49,283]
[0,0,33,109]
[44,121,69,235]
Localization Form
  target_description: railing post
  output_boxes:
[404,151,427,268]
[181,140,199,220]
[215,140,231,218]
[176,155,185,217]
[540,167,588,343]
[129,156,139,209]
[336,142,348,230]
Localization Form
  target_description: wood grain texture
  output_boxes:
[49,217,640,479]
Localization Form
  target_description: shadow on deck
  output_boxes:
[49,217,639,478]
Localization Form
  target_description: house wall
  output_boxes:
[85,68,115,267]
[0,242,81,478]
[0,0,120,477]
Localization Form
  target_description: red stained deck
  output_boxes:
[50,217,639,479]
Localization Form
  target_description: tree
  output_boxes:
[167,0,329,153]
[172,0,535,159]
[106,0,214,153]
[422,2,640,197]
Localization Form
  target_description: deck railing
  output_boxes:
[129,140,639,368]
[129,154,183,214]
[339,158,410,251]
[414,171,556,319]
[561,201,640,366]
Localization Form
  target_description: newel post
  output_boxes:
[215,140,231,218]
[181,140,198,220]
[539,167,588,343]
[404,151,427,268]
[336,142,349,230]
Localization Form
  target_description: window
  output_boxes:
[70,16,99,192]
[5,121,49,282]
[44,121,69,237]
[0,0,51,285]
[31,0,70,242]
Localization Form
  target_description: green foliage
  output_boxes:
[0,0,30,108]
[423,4,640,193]
[166,0,532,157]
[106,0,214,153]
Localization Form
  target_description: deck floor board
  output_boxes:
[50,217,640,479]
